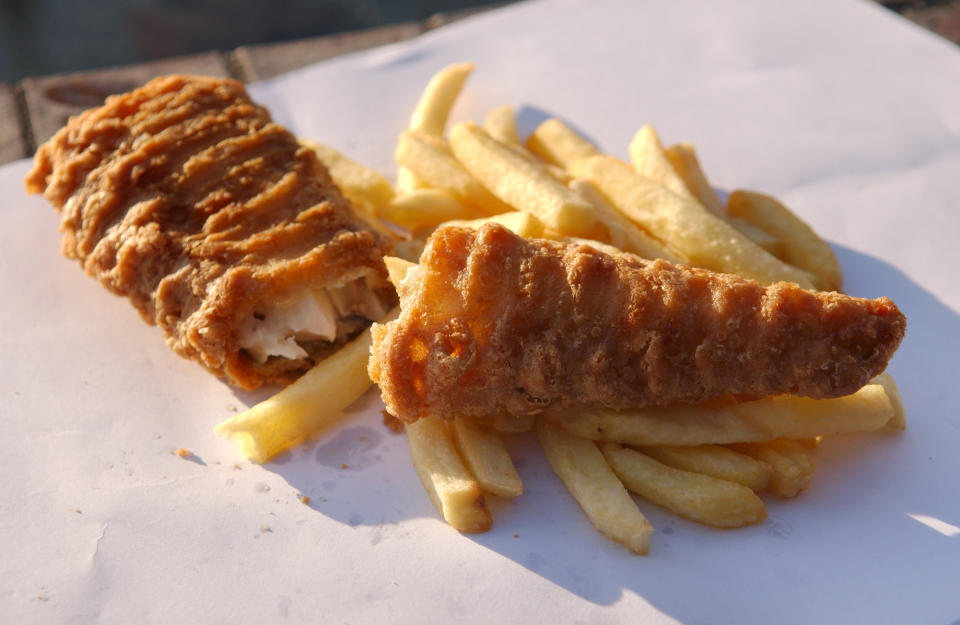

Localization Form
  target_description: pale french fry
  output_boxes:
[600,442,767,528]
[406,417,493,532]
[395,168,426,194]
[569,155,817,288]
[639,444,773,492]
[726,190,844,291]
[536,419,653,554]
[215,316,396,463]
[483,105,520,145]
[492,413,536,433]
[449,121,595,236]
[662,142,726,216]
[381,188,471,231]
[729,440,814,498]
[450,417,523,499]
[545,383,894,447]
[628,126,692,198]
[568,178,688,263]
[872,372,906,430]
[396,130,512,216]
[526,118,600,169]
[409,62,475,136]
[726,217,785,258]
[441,211,546,238]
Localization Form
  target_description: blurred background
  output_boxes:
[1,0,957,83]
[0,0,501,82]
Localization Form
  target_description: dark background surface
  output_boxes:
[1,0,958,83]
[0,0,498,82]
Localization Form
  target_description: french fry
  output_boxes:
[729,440,814,498]
[526,118,600,169]
[409,62,475,136]
[449,121,595,236]
[872,372,906,430]
[301,139,395,211]
[395,168,426,194]
[450,417,523,499]
[546,383,894,447]
[396,130,512,216]
[628,125,692,199]
[537,419,653,554]
[726,217,785,258]
[383,255,417,288]
[662,142,726,216]
[639,444,773,492]
[600,442,767,528]
[569,155,817,288]
[381,188,471,231]
[726,190,844,292]
[483,105,520,145]
[441,211,546,238]
[568,178,688,263]
[214,317,395,463]
[406,417,493,532]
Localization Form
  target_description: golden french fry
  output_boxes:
[726,217,785,258]
[409,62,475,136]
[546,383,894,447]
[215,316,396,463]
[483,105,520,145]
[395,167,426,194]
[396,130,512,216]
[406,417,493,532]
[872,372,906,430]
[726,190,844,292]
[450,417,523,499]
[381,188,471,231]
[382,255,417,289]
[628,126,692,199]
[639,444,773,492]
[449,121,595,236]
[536,419,653,554]
[525,118,600,169]
[662,142,726,216]
[569,155,816,288]
[600,442,767,528]
[729,440,814,498]
[301,139,395,210]
[441,210,546,239]
[568,178,688,263]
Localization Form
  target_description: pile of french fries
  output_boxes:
[216,63,905,555]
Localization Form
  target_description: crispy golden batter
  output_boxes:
[26,75,393,389]
[369,224,905,422]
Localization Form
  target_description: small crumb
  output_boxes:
[382,410,404,433]
[228,404,238,413]
[261,525,272,533]
[153,433,162,439]
[36,595,49,602]
[340,463,349,470]
[300,495,311,505]
[73,508,82,515]
[232,463,241,470]
[173,447,191,458]
[213,460,221,465]
[513,534,519,539]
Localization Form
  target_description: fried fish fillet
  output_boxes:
[26,75,395,390]
[369,224,905,422]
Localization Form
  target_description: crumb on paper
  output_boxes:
[382,410,404,433]
[513,534,519,538]
[228,404,238,413]
[173,447,191,458]
[300,495,311,505]
[232,463,241,470]
[261,525,272,533]
[73,508,82,514]
[340,463,349,470]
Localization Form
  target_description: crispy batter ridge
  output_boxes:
[26,75,392,389]
[369,224,906,422]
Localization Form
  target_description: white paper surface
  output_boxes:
[3,1,959,623]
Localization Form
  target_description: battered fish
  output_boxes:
[26,75,395,389]
[369,224,905,422]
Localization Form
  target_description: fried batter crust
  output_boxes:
[26,75,392,389]
[369,224,905,422]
